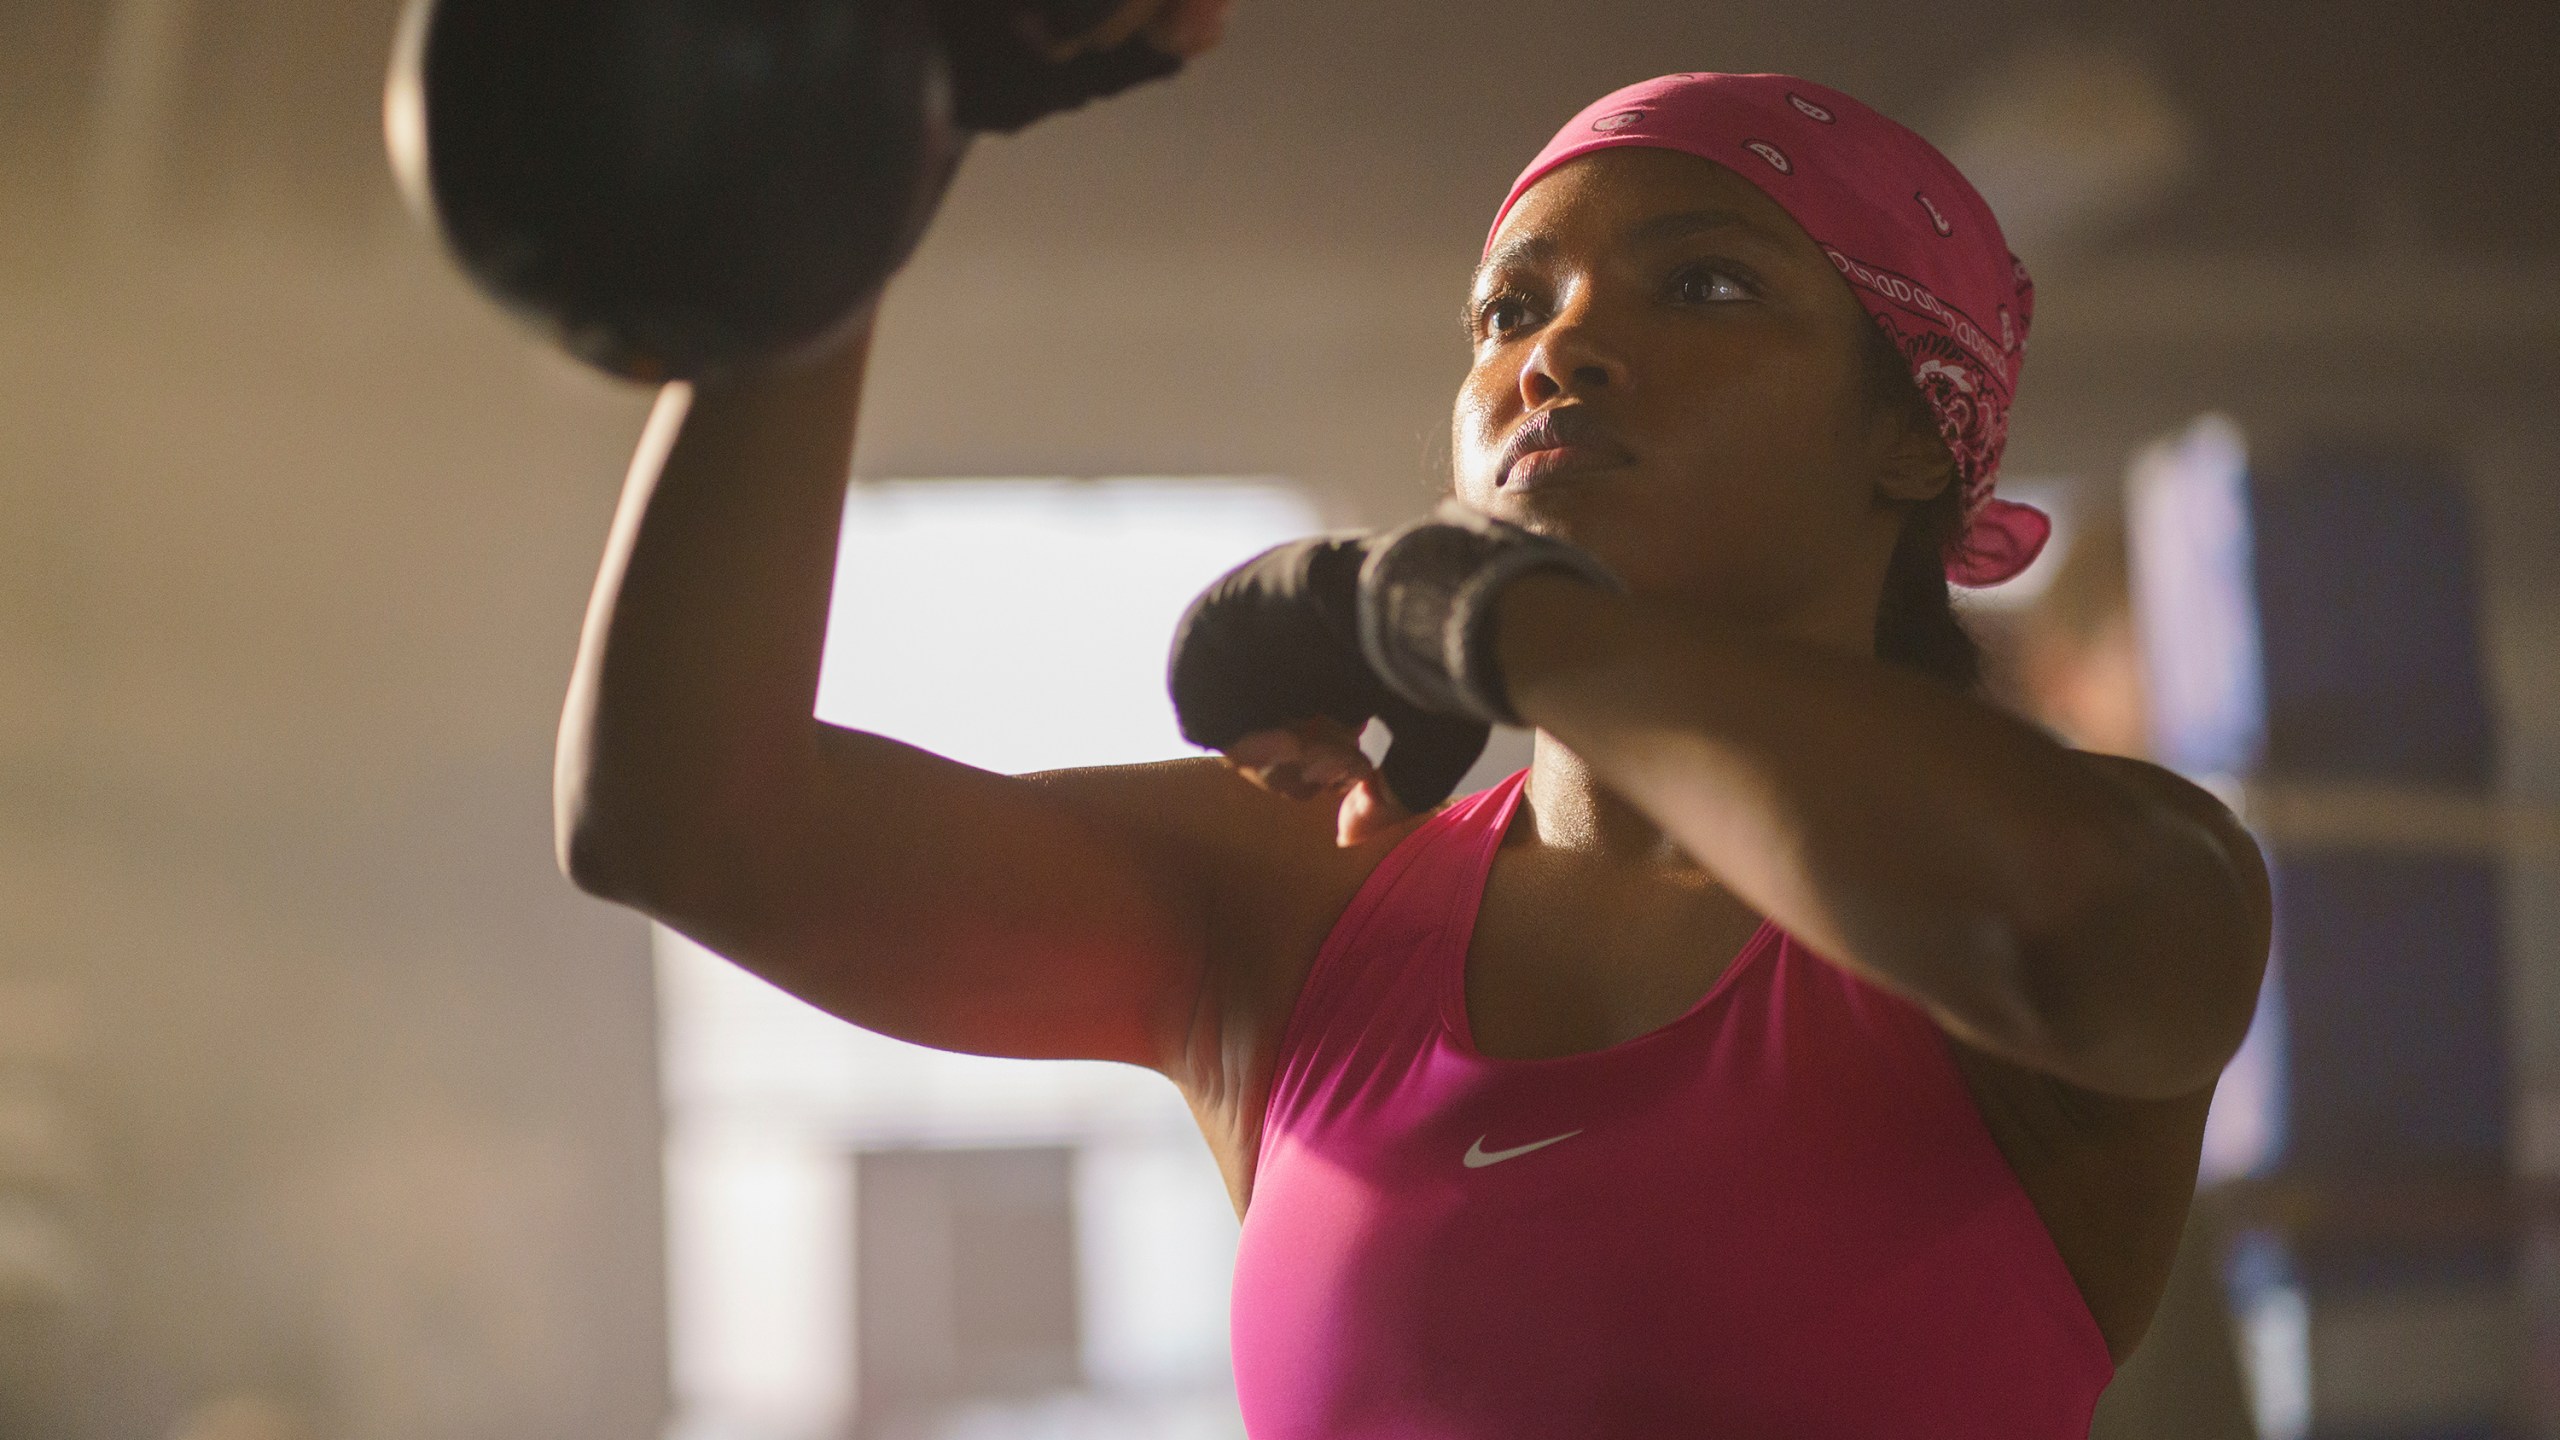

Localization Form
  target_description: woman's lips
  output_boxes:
[1503,443,1630,489]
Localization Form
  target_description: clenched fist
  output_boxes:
[933,0,1232,132]
[1166,501,1624,845]
[1028,0,1233,60]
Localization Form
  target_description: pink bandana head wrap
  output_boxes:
[1488,73,2051,587]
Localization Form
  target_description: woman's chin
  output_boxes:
[1481,471,1623,539]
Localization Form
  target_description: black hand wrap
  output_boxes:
[1167,534,1492,815]
[1357,499,1628,728]
[926,0,1187,133]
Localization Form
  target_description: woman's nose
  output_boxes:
[1520,300,1630,404]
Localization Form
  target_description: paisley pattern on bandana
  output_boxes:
[1870,310,2007,522]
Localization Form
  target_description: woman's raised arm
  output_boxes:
[554,314,1278,1078]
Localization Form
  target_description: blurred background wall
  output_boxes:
[2,1,2557,1437]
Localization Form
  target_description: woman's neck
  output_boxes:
[1521,735,1698,870]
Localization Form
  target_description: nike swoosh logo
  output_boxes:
[1463,1130,1584,1168]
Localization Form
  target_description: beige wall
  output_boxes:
[3,226,668,1436]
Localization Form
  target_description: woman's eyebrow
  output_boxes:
[1470,207,1767,293]
[1470,233,1549,294]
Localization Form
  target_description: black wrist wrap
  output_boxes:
[925,1,1187,133]
[1356,499,1627,728]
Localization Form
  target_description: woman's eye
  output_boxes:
[1673,265,1754,304]
[1479,296,1534,339]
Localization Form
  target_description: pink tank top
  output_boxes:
[1230,769,2113,1438]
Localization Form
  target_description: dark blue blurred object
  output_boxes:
[2251,444,2498,788]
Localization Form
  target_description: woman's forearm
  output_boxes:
[1491,572,2247,1089]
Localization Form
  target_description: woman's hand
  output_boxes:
[1167,534,1489,844]
[1171,503,1628,846]
[1032,0,1233,61]
[935,0,1226,133]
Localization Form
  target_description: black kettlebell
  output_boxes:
[385,0,1180,383]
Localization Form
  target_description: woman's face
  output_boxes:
[1453,147,1936,641]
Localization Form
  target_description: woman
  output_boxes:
[555,19,2271,1438]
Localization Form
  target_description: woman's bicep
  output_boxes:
[633,731,1253,1075]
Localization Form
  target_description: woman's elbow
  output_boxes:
[554,782,705,914]
[2018,898,2272,1101]
[557,808,637,901]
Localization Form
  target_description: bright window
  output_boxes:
[661,478,1318,1440]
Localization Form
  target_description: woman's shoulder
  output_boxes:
[1032,756,1433,1190]
[1023,752,1432,1036]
